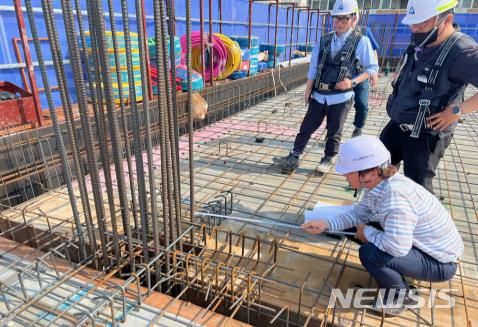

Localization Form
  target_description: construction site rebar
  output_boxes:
[0,1,477,326]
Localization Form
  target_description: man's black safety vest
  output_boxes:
[386,32,467,136]
[313,30,363,95]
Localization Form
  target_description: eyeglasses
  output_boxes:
[333,16,351,24]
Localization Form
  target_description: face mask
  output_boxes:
[411,14,447,49]
[412,28,438,48]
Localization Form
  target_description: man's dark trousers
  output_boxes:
[344,223,457,299]
[380,121,453,193]
[293,98,352,157]
[353,80,369,129]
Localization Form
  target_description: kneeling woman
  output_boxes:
[301,135,463,315]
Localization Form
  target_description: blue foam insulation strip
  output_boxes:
[1,0,477,110]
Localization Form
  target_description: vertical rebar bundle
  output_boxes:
[19,0,189,276]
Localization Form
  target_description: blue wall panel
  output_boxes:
[1,2,477,110]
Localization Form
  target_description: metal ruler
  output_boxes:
[195,212,356,236]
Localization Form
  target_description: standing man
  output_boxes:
[352,27,380,137]
[380,0,478,193]
[273,0,378,174]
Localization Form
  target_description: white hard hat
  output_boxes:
[331,0,359,16]
[402,0,458,25]
[335,136,391,175]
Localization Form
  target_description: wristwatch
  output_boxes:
[351,80,357,88]
[451,104,462,116]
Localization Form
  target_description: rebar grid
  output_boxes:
[0,226,205,326]
[166,79,478,326]
[0,0,477,325]
[2,80,477,326]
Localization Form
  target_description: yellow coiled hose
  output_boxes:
[215,33,242,80]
